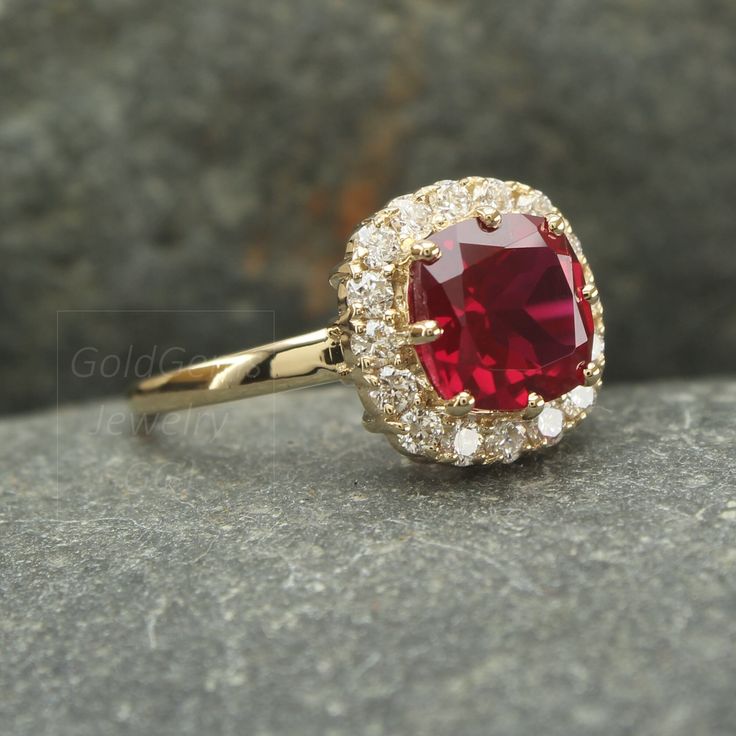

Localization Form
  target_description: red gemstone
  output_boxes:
[409,214,594,411]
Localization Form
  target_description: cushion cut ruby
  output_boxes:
[409,214,594,412]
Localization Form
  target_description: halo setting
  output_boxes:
[331,177,605,466]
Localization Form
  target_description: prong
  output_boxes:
[326,325,343,343]
[446,391,475,416]
[410,240,441,262]
[545,213,567,237]
[522,392,545,419]
[581,284,599,304]
[382,263,396,278]
[476,206,502,232]
[415,184,439,204]
[349,262,363,280]
[362,373,380,388]
[582,362,602,387]
[386,420,410,435]
[358,356,376,372]
[505,180,531,199]
[392,352,409,369]
[349,303,366,320]
[373,208,397,229]
[406,319,443,345]
[335,362,352,378]
[383,404,397,419]
[383,309,400,327]
[351,319,367,336]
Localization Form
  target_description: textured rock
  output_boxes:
[1,0,736,413]
[1,380,735,735]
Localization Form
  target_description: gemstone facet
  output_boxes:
[409,214,594,412]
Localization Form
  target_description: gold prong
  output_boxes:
[386,420,410,435]
[581,284,599,304]
[373,208,397,229]
[522,392,545,419]
[545,213,567,236]
[406,320,443,345]
[382,263,396,278]
[326,325,343,343]
[383,404,397,418]
[476,206,502,231]
[393,352,409,369]
[351,320,367,336]
[583,362,602,387]
[410,240,441,262]
[415,184,439,204]
[358,357,376,372]
[349,262,363,280]
[335,362,352,378]
[349,303,366,320]
[506,180,531,198]
[383,309,400,327]
[446,391,475,416]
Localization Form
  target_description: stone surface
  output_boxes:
[1,0,736,414]
[1,380,735,735]
[410,214,593,410]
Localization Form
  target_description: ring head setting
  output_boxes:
[332,177,605,466]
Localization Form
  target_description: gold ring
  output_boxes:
[132,177,605,466]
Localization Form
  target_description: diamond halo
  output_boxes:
[332,177,605,466]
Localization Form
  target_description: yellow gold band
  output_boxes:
[131,328,344,415]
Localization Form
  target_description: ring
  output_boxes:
[132,177,605,466]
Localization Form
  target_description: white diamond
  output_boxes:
[516,188,553,215]
[388,196,432,242]
[350,320,396,363]
[471,178,511,212]
[354,225,400,268]
[369,366,417,414]
[592,333,605,361]
[486,422,526,464]
[537,406,564,438]
[398,410,443,455]
[429,180,471,224]
[453,426,481,459]
[568,385,596,409]
[346,272,393,316]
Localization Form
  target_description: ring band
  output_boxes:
[132,177,605,466]
[131,328,344,414]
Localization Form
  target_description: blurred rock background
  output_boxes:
[1,0,735,413]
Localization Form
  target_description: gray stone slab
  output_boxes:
[1,380,735,735]
[2,0,736,412]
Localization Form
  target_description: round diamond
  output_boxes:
[537,406,564,439]
[429,180,471,224]
[369,366,418,414]
[350,320,396,364]
[398,409,443,455]
[592,332,605,362]
[388,196,432,242]
[453,426,481,461]
[354,225,400,268]
[486,422,526,464]
[515,188,553,215]
[568,385,596,410]
[472,178,511,212]
[409,214,594,411]
[346,272,393,316]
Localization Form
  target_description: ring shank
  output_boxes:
[130,328,343,414]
